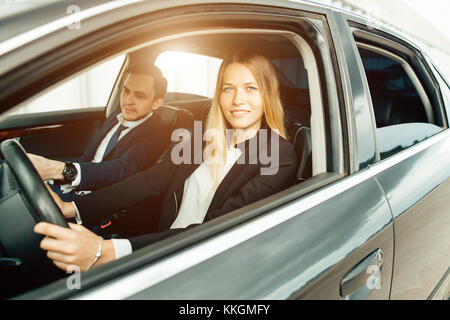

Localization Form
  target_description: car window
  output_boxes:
[6,54,125,116]
[357,45,442,160]
[376,122,442,159]
[0,13,339,299]
[155,51,222,100]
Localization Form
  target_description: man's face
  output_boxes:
[120,73,162,121]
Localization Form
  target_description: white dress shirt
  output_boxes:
[170,145,242,228]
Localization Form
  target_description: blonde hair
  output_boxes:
[204,51,287,186]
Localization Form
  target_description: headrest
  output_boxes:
[156,105,194,132]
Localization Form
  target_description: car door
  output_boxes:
[0,108,104,161]
[0,0,411,300]
[12,4,397,300]
[349,22,450,300]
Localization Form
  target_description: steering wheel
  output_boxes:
[0,139,69,298]
[0,139,68,228]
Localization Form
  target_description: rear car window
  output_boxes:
[6,54,125,116]
[358,46,442,159]
[155,51,222,100]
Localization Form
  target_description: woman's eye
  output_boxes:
[223,87,233,92]
[247,86,258,91]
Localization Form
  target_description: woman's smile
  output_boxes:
[220,62,264,133]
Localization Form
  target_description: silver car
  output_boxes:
[0,0,449,300]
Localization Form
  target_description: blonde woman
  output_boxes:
[34,51,298,272]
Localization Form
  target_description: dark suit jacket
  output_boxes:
[75,128,298,250]
[75,111,170,190]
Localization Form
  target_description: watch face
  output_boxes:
[63,163,77,181]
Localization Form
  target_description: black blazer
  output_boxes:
[75,111,170,190]
[76,129,298,250]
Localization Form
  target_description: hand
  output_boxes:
[34,222,115,272]
[27,153,65,181]
[45,184,76,219]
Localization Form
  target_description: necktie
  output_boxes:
[102,124,128,160]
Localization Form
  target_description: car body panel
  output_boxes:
[372,132,450,299]
[71,173,393,300]
[0,0,331,76]
[328,12,377,172]
[0,0,448,300]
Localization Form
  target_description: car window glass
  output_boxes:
[358,46,442,160]
[376,123,442,159]
[155,51,222,100]
[7,54,125,116]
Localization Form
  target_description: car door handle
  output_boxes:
[340,248,383,300]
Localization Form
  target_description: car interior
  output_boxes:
[0,30,322,298]
[358,47,430,128]
[107,32,315,182]
[357,44,445,160]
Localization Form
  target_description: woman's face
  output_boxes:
[220,63,264,134]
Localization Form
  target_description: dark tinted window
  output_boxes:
[358,46,441,159]
[359,47,428,128]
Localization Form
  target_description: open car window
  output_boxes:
[155,51,222,100]
[0,9,343,300]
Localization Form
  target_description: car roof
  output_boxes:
[0,0,332,47]
[0,0,430,76]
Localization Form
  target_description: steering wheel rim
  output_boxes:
[0,139,68,228]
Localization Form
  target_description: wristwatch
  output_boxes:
[62,162,78,182]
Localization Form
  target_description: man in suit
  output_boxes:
[28,63,171,200]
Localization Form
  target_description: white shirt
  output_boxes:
[80,145,243,260]
[90,112,153,164]
[170,145,242,228]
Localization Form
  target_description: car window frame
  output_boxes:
[7,5,345,299]
[356,42,435,124]
[349,24,449,163]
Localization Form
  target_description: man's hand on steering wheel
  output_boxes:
[0,139,68,228]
